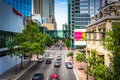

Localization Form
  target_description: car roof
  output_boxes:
[34,73,44,76]
[66,62,72,64]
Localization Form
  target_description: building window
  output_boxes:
[0,30,15,48]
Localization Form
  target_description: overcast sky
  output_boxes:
[55,0,68,30]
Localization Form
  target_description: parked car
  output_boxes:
[54,61,61,67]
[32,73,44,80]
[37,58,44,63]
[46,59,52,64]
[66,62,73,69]
[50,74,59,80]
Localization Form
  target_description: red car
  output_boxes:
[50,74,59,80]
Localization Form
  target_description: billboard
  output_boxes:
[74,30,86,45]
[74,32,86,41]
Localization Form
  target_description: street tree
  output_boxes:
[75,52,85,70]
[67,51,74,59]
[8,21,46,66]
[44,34,54,47]
[63,38,71,48]
[87,49,114,80]
[104,22,120,79]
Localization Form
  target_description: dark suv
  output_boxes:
[32,73,44,80]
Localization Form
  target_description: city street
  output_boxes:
[18,42,76,80]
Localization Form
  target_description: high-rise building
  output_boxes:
[68,0,100,49]
[34,0,55,24]
[33,0,42,15]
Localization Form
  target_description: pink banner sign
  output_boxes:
[74,32,82,40]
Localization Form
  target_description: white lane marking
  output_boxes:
[73,69,80,80]
[46,77,48,80]
[41,64,44,68]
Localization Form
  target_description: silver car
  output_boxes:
[66,62,73,69]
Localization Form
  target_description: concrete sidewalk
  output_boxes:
[65,56,93,80]
[0,58,36,80]
[0,45,55,80]
[66,49,94,80]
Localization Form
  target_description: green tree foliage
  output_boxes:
[63,38,71,48]
[75,52,85,69]
[75,52,85,62]
[104,22,120,79]
[8,21,46,57]
[67,51,74,58]
[87,49,114,80]
[44,34,54,47]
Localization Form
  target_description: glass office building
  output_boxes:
[68,0,100,49]
[4,0,32,16]
[0,0,32,49]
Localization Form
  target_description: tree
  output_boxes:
[8,21,46,65]
[44,34,54,47]
[75,52,85,69]
[67,51,74,58]
[63,38,71,48]
[104,22,120,79]
[86,49,114,80]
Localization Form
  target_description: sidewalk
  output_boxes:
[66,49,93,80]
[0,58,36,80]
[0,45,55,80]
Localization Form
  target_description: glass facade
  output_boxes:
[4,0,32,16]
[68,0,100,49]
[0,30,15,48]
[0,0,32,48]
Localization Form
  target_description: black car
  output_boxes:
[46,59,52,64]
[32,73,44,80]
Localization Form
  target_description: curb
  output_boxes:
[13,62,36,80]
[73,68,80,80]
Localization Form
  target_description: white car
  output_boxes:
[48,56,54,60]
[57,57,61,60]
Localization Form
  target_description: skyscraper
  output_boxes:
[68,0,100,49]
[34,0,55,24]
[33,0,42,15]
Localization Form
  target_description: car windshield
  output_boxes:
[67,62,72,65]
[33,76,39,79]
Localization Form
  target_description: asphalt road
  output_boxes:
[18,42,76,80]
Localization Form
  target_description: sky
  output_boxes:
[55,0,68,30]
